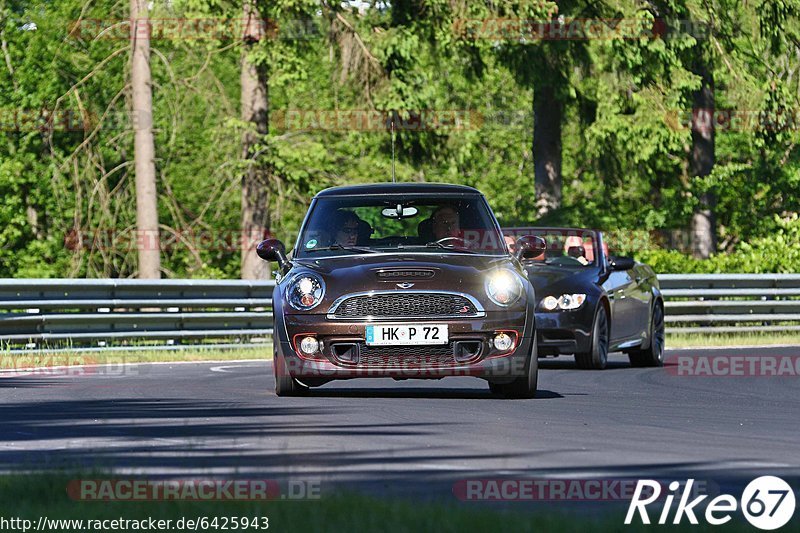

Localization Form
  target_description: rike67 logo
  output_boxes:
[626,476,796,530]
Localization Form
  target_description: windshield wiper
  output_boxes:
[307,244,377,254]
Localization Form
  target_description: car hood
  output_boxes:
[284,253,521,312]
[522,264,600,296]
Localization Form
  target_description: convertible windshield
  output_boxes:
[504,228,601,267]
[295,195,507,257]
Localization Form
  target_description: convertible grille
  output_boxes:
[355,342,457,368]
[331,293,479,319]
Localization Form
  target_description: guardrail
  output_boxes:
[659,274,800,334]
[0,279,275,350]
[0,274,798,350]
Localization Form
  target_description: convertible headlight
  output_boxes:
[286,273,325,310]
[540,293,586,311]
[485,269,523,307]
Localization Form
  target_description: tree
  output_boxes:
[130,0,160,278]
[493,1,592,219]
[240,0,270,280]
[689,54,716,258]
[533,61,564,217]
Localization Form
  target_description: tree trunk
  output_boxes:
[533,82,563,218]
[240,0,271,280]
[690,64,716,259]
[130,0,160,278]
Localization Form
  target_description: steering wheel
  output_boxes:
[435,237,469,247]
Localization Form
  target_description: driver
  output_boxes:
[431,205,460,241]
[564,235,590,265]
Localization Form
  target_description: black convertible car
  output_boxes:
[504,227,665,370]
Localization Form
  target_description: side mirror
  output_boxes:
[515,235,547,261]
[609,256,635,271]
[256,239,289,269]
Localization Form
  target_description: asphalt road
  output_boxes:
[1,346,799,504]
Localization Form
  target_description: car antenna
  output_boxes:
[391,115,396,183]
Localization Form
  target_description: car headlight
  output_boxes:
[485,269,523,307]
[540,294,586,311]
[286,273,326,310]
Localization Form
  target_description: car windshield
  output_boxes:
[295,195,507,257]
[504,228,600,267]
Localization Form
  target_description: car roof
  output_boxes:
[314,183,482,198]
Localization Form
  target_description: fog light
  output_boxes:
[493,333,513,351]
[299,336,319,355]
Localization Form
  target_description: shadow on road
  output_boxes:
[0,398,532,477]
[304,386,563,400]
[0,376,75,388]
[538,358,631,370]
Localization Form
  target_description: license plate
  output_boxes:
[366,324,448,346]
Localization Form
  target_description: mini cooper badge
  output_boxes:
[396,282,415,289]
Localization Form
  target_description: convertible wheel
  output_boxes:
[575,306,609,370]
[488,382,504,395]
[490,334,538,399]
[274,343,308,397]
[629,303,665,367]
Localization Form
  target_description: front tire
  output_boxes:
[274,342,307,397]
[490,334,538,399]
[629,303,665,367]
[575,306,609,370]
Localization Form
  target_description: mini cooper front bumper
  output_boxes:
[274,310,535,382]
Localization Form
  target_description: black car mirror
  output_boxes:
[515,235,547,261]
[257,238,289,269]
[610,256,635,271]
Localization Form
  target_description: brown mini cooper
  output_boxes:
[257,183,545,397]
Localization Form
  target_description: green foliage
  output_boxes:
[637,214,800,273]
[0,0,799,277]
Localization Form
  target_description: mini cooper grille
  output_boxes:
[332,293,478,318]
[355,342,457,368]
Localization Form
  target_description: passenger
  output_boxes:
[504,235,516,254]
[331,210,362,246]
[582,237,597,262]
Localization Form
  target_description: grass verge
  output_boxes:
[0,473,781,533]
[666,331,800,348]
[2,331,799,372]
[0,346,270,371]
